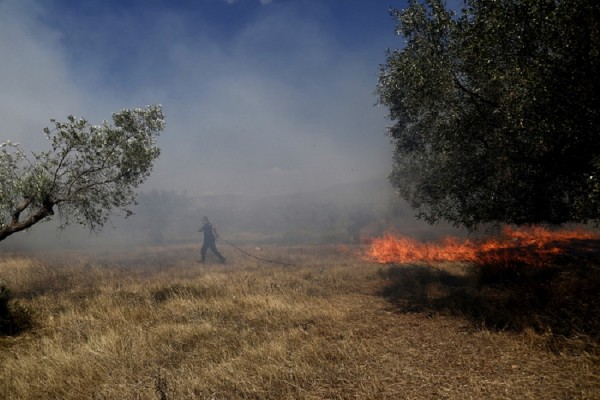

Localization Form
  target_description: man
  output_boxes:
[199,216,226,263]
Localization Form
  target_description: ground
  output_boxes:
[0,243,598,399]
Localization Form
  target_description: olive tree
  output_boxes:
[377,0,600,229]
[0,105,165,241]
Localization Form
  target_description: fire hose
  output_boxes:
[218,237,296,266]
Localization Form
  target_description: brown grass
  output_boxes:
[0,243,599,399]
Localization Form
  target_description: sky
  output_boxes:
[0,0,408,197]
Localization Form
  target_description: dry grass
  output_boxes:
[0,243,599,399]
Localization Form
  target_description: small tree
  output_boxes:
[0,105,165,241]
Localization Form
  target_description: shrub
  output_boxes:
[0,285,33,335]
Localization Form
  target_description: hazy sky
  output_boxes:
[0,0,408,197]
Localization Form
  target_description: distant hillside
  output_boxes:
[196,177,404,217]
[191,177,465,244]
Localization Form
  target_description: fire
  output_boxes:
[365,234,477,263]
[366,226,598,266]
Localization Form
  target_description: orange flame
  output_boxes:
[366,226,598,266]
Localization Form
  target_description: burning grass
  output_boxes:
[0,242,599,399]
[366,226,600,347]
[366,226,599,266]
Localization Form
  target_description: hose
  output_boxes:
[218,237,296,266]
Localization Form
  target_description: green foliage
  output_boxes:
[377,0,600,229]
[0,105,165,241]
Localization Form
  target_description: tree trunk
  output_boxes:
[0,202,54,242]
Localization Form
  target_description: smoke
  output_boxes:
[0,0,86,151]
[1,0,396,197]
[1,0,452,249]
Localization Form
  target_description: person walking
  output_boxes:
[199,216,226,263]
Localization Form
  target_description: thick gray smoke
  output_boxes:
[0,0,465,250]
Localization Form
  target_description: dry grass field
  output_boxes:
[1,242,599,399]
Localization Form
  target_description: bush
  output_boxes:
[0,285,33,335]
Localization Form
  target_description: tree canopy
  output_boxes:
[0,105,165,241]
[377,0,600,229]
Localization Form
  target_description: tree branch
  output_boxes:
[453,75,497,108]
[0,198,54,241]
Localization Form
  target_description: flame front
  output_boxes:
[366,226,597,265]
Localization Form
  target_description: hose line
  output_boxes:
[218,237,296,266]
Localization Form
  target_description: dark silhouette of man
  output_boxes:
[199,216,225,263]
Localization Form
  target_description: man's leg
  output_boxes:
[200,243,208,262]
[210,242,226,263]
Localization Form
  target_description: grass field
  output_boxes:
[1,242,599,399]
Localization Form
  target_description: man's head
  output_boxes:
[202,216,209,224]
